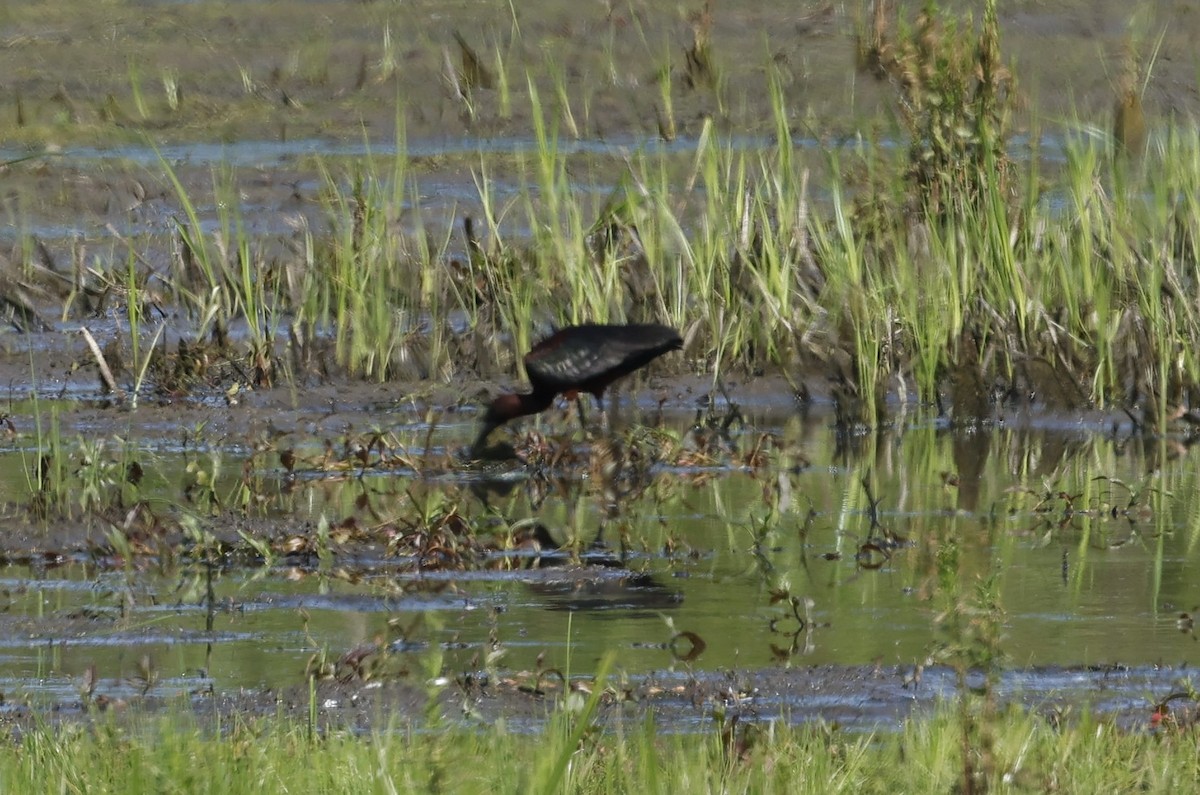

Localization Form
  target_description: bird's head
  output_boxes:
[470,393,523,455]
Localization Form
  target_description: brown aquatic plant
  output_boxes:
[855,0,1016,217]
[451,31,495,92]
[683,0,717,91]
[1113,40,1147,158]
[854,0,892,79]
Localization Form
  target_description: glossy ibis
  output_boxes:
[472,322,682,452]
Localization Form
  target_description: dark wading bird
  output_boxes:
[472,323,682,454]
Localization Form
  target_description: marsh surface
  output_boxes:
[1,0,1199,733]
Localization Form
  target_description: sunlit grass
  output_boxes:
[2,703,1197,794]
[10,0,1189,442]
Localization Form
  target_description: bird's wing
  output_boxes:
[524,331,615,393]
[524,325,680,394]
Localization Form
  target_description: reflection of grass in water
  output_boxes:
[4,400,1197,770]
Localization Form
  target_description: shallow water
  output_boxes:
[0,400,1196,721]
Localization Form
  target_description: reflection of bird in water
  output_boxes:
[509,522,618,567]
[509,523,683,613]
[472,323,682,455]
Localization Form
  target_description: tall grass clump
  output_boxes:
[813,0,1020,425]
[793,0,1200,432]
[293,127,487,382]
[151,126,484,389]
[159,156,287,388]
[309,161,417,379]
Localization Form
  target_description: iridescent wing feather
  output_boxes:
[524,324,681,396]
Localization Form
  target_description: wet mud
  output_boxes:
[1,662,1187,739]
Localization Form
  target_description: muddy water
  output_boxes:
[0,397,1196,719]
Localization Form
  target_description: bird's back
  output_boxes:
[525,323,682,396]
